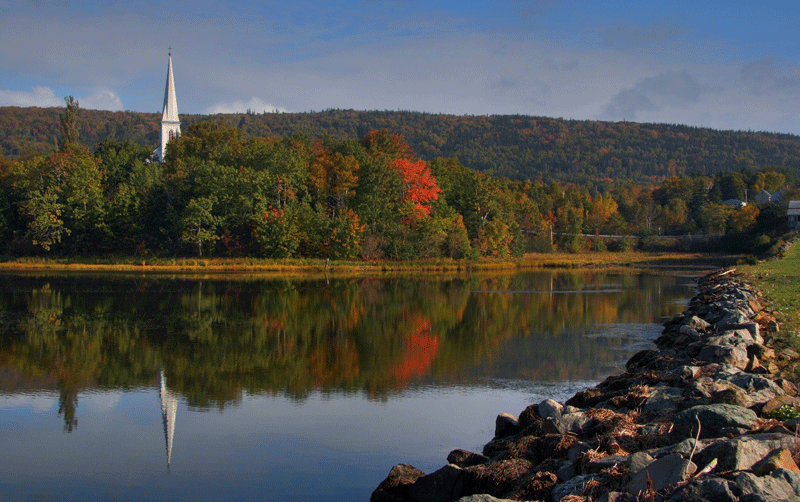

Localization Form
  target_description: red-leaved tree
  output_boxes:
[390,158,442,220]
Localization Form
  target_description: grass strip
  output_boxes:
[0,251,729,277]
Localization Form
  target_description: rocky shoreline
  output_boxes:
[372,268,800,502]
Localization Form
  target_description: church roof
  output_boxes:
[161,53,180,123]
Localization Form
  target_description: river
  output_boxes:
[0,270,696,501]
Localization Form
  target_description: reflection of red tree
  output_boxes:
[390,316,439,382]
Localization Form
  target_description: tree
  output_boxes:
[253,204,300,258]
[59,96,80,149]
[308,148,359,215]
[390,158,442,221]
[20,189,68,251]
[180,196,218,257]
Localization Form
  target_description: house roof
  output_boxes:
[723,199,746,208]
[789,201,800,216]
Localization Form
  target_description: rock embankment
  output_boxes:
[372,269,800,502]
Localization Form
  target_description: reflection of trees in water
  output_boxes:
[0,272,691,415]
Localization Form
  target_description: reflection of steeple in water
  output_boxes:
[159,368,178,468]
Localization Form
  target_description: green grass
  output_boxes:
[741,241,800,346]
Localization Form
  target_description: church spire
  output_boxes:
[159,50,181,162]
[159,368,178,468]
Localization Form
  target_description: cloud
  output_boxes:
[79,88,125,111]
[740,57,800,97]
[0,85,62,107]
[602,70,703,120]
[0,86,124,111]
[205,97,289,115]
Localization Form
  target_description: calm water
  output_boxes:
[0,271,696,501]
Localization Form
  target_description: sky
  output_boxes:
[2,0,800,135]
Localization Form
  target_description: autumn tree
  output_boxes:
[390,158,442,221]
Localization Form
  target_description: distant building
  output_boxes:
[723,199,747,209]
[754,190,772,205]
[157,51,181,163]
[789,201,800,231]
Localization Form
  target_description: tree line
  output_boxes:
[0,101,797,259]
[3,106,800,186]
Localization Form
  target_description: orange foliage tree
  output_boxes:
[390,158,442,220]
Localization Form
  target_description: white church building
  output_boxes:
[156,51,181,163]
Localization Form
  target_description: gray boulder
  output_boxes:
[773,468,800,497]
[643,385,684,413]
[696,344,750,370]
[667,477,740,502]
[628,451,654,476]
[693,434,800,472]
[544,410,591,434]
[627,453,696,495]
[736,471,800,501]
[672,404,757,439]
[537,399,563,420]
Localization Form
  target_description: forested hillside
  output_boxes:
[1,117,796,260]
[2,106,799,185]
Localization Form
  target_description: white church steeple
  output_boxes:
[158,50,181,163]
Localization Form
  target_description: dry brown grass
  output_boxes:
[0,251,723,278]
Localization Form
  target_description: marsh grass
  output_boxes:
[0,251,725,279]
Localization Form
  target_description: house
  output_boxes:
[789,201,800,231]
[723,199,747,209]
[754,190,772,205]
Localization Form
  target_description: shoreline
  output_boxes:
[0,252,731,278]
[371,268,800,501]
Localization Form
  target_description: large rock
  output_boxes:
[736,471,800,501]
[447,450,489,468]
[773,468,800,497]
[371,464,426,502]
[643,385,684,413]
[683,315,711,330]
[627,453,696,495]
[672,404,757,439]
[537,399,563,420]
[494,413,519,439]
[667,477,740,502]
[752,448,800,476]
[722,370,786,405]
[696,343,750,370]
[407,464,465,502]
[628,451,654,476]
[693,434,800,472]
[543,410,591,435]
